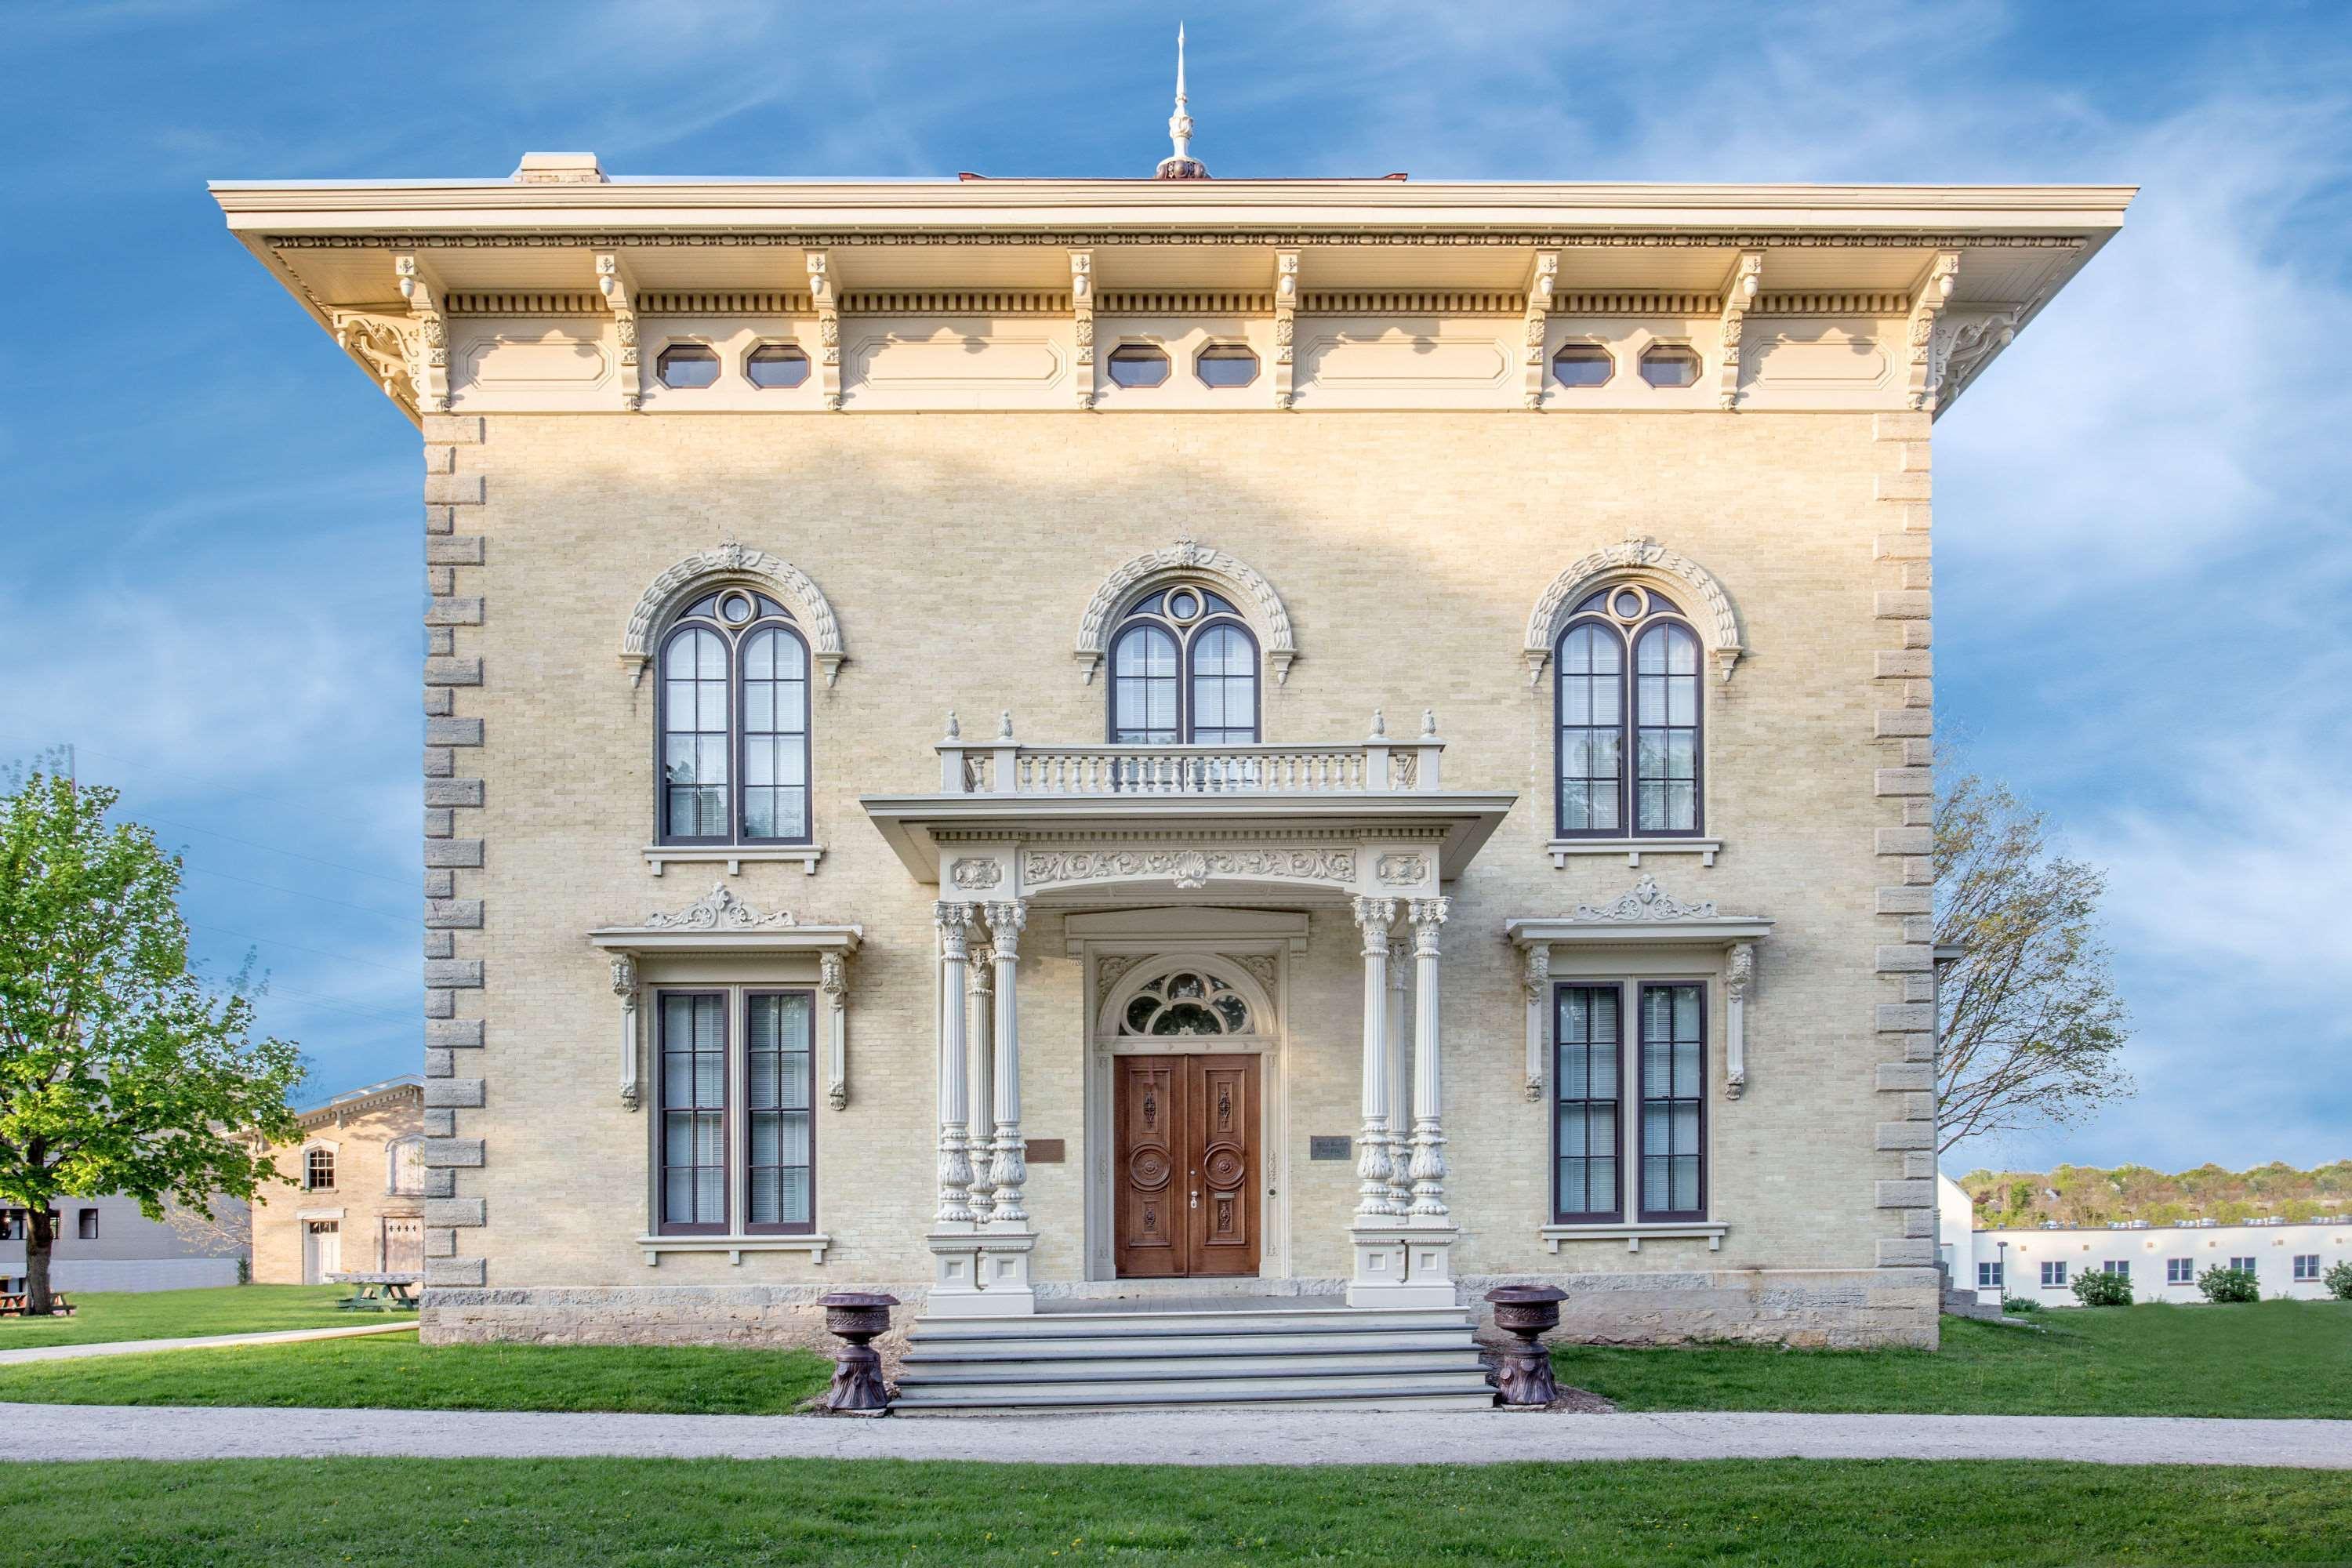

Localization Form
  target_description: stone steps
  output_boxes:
[893,1302,1497,1414]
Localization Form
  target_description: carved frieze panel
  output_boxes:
[1023,847,1356,892]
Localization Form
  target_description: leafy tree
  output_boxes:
[1936,774,2131,1151]
[0,769,303,1313]
[2325,1261,2352,1302]
[2197,1265,2259,1304]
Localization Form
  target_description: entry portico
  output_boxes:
[864,713,1512,1313]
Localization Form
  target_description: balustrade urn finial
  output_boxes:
[1421,709,1437,738]
[1370,708,1387,739]
[944,710,960,741]
[997,710,1015,742]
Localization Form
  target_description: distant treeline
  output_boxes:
[1958,1162,2352,1229]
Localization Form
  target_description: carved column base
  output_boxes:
[1345,1223,1459,1309]
[926,1229,1036,1317]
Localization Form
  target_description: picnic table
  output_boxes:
[0,1292,75,1316]
[327,1272,421,1311]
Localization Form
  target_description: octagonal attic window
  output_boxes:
[657,344,721,389]
[745,344,810,389]
[1552,343,1613,387]
[1195,343,1259,388]
[1638,344,1701,389]
[1107,343,1171,388]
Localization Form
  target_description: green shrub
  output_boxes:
[2196,1266,2259,1304]
[2325,1260,2352,1301]
[2071,1268,2134,1307]
[2000,1295,2042,1314]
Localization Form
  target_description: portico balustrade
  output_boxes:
[936,710,1446,797]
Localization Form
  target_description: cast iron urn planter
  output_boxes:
[818,1290,898,1412]
[1485,1283,1568,1406]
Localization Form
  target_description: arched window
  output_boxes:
[657,588,811,845]
[1108,585,1259,744]
[1118,970,1257,1036]
[1555,585,1702,837]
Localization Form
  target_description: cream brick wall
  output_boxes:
[419,408,1937,1346]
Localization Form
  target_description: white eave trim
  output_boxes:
[1506,915,1773,947]
[588,926,862,956]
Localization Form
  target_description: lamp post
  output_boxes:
[1995,1240,2009,1311]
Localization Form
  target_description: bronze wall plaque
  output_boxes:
[1025,1138,1065,1163]
[1309,1135,1352,1161]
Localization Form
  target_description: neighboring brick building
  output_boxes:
[252,1076,426,1285]
[210,103,2129,1398]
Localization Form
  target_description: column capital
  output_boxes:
[984,898,1029,956]
[1352,896,1398,954]
[933,900,978,960]
[1409,895,1450,953]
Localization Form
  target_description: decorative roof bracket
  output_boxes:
[394,252,449,413]
[594,252,641,412]
[1272,250,1300,409]
[1523,252,1558,410]
[807,250,843,410]
[1905,251,1961,412]
[1717,251,1762,411]
[1070,250,1095,409]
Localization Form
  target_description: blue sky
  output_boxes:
[5,2,2347,1174]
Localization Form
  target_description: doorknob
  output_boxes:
[1189,1189,1200,1210]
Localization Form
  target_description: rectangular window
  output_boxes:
[745,991,817,1234]
[658,992,728,1234]
[2229,1254,2256,1274]
[2294,1254,2320,1282]
[1552,985,1623,1223]
[2167,1258,2194,1286]
[2042,1261,2067,1288]
[1637,982,1704,1221]
[76,1209,97,1240]
[1977,1261,2002,1290]
[304,1148,335,1191]
[2102,1259,2129,1278]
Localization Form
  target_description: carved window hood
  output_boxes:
[588,884,863,956]
[1505,877,1772,949]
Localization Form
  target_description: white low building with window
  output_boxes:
[1954,1194,2349,1305]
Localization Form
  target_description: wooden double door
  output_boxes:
[1112,1054,1261,1279]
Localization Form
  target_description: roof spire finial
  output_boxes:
[1154,24,1210,179]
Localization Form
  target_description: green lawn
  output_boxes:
[0,1284,368,1349]
[0,1327,834,1414]
[1555,1300,2352,1418]
[2,1458,2347,1566]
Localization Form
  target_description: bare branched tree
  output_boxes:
[162,1196,252,1258]
[1936,773,2131,1151]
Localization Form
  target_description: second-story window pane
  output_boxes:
[1635,623,1700,832]
[1189,623,1257,746]
[662,627,730,837]
[1112,625,1180,743]
[741,627,809,841]
[1557,623,1624,833]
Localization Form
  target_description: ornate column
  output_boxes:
[965,942,996,1222]
[1407,897,1450,1218]
[1726,941,1755,1100]
[933,902,976,1226]
[611,956,640,1110]
[1352,898,1398,1218]
[986,900,1030,1226]
[820,953,849,1111]
[1519,941,1550,1102]
[1384,931,1414,1214]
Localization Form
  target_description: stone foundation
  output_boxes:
[422,1266,1938,1363]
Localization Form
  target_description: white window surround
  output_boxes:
[637,1234,832,1266]
[1548,837,1723,869]
[1073,539,1297,687]
[1523,536,1745,689]
[643,844,825,877]
[1507,878,1771,1104]
[1542,1221,1730,1253]
[618,544,848,688]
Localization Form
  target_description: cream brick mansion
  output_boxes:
[212,113,2129,1399]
